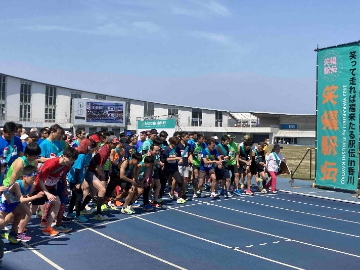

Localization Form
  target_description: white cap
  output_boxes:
[212,135,218,140]
[30,128,38,132]
[20,134,29,140]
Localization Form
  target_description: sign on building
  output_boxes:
[315,42,359,191]
[72,98,126,127]
[137,119,176,136]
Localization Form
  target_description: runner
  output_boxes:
[190,134,205,198]
[32,147,78,236]
[199,138,222,199]
[215,135,232,198]
[265,144,285,193]
[237,139,255,195]
[84,135,119,220]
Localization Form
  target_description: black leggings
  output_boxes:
[159,169,168,198]
[105,172,121,198]
[68,183,83,217]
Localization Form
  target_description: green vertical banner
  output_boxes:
[316,43,360,191]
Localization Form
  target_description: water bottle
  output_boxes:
[3,147,8,158]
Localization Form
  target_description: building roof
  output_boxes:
[249,111,315,118]
[229,112,258,122]
[1,73,229,112]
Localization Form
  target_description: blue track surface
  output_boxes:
[2,180,360,269]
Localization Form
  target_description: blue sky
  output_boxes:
[0,0,359,113]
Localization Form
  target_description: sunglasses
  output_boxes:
[24,172,38,177]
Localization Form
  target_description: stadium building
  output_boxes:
[0,73,315,145]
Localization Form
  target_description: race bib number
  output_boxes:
[44,176,61,186]
[229,151,234,157]
[180,150,188,158]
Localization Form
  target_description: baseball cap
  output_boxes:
[20,134,29,140]
[89,134,101,143]
[211,135,218,140]
[227,134,236,139]
[107,135,120,144]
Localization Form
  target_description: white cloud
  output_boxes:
[201,1,231,17]
[170,1,231,18]
[21,21,161,38]
[133,21,160,33]
[190,31,233,45]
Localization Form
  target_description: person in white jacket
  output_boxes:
[265,144,285,193]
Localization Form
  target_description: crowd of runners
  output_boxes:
[0,121,285,245]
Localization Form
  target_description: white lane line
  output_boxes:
[259,243,267,246]
[5,204,197,254]
[268,196,360,214]
[22,242,64,270]
[200,201,360,238]
[77,221,186,270]
[135,216,304,270]
[279,190,360,205]
[171,207,360,259]
[230,197,360,225]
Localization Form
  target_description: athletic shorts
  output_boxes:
[119,180,132,192]
[0,201,19,213]
[153,168,160,180]
[227,165,239,175]
[199,169,215,179]
[178,166,192,178]
[215,167,231,180]
[31,188,58,206]
[85,171,98,183]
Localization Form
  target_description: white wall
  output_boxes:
[128,100,144,130]
[202,109,215,127]
[31,82,46,122]
[178,108,192,127]
[56,87,71,124]
[6,76,21,121]
[154,104,168,116]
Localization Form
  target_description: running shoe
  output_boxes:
[261,188,268,194]
[245,189,254,196]
[66,213,76,218]
[176,198,186,204]
[53,224,72,233]
[80,208,95,215]
[151,202,162,208]
[225,192,233,198]
[143,204,154,211]
[7,232,20,244]
[93,214,108,220]
[107,201,118,210]
[42,227,60,236]
[101,204,109,212]
[74,215,88,222]
[233,189,242,196]
[115,200,123,207]
[121,207,135,215]
[16,233,31,242]
[210,192,220,199]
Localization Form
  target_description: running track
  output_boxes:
[3,187,360,269]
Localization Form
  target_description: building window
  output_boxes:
[96,94,106,100]
[144,102,154,117]
[215,111,223,127]
[168,107,178,116]
[45,85,57,122]
[20,80,31,121]
[191,108,202,126]
[0,75,6,119]
[70,92,81,122]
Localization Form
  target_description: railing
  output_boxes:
[290,148,316,186]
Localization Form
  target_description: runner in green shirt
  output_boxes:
[189,134,205,198]
[226,134,242,195]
